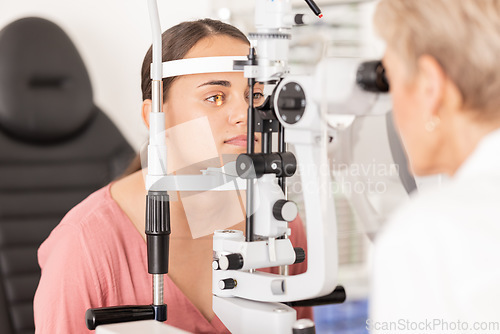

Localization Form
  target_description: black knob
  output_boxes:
[294,247,306,264]
[236,152,297,179]
[280,152,297,177]
[273,200,298,222]
[219,278,237,290]
[219,253,244,270]
[292,319,316,334]
[294,14,306,25]
[236,154,265,178]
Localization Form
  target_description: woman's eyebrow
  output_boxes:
[197,80,231,88]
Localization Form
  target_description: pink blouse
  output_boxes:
[34,184,312,333]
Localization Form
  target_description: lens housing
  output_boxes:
[356,61,389,93]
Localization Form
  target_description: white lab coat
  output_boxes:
[370,129,500,334]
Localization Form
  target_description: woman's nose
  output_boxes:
[228,97,248,125]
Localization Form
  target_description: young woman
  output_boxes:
[34,19,311,333]
[370,0,500,331]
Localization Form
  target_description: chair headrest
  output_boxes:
[0,17,95,143]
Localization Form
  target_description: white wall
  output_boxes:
[0,0,213,151]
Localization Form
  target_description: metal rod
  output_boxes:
[151,80,163,114]
[278,123,286,192]
[147,0,162,81]
[268,125,273,153]
[277,114,290,276]
[245,48,257,243]
[278,123,285,152]
[245,179,255,242]
[247,87,255,153]
[279,264,290,276]
[245,79,255,242]
[153,274,164,306]
[262,129,270,154]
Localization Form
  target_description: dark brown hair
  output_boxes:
[141,18,249,101]
[120,19,249,178]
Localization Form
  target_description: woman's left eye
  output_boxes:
[206,93,225,106]
[253,92,264,100]
[252,92,265,107]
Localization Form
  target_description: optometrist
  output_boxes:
[370,1,500,332]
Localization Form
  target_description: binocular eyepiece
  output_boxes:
[356,60,389,93]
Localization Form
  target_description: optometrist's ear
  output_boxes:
[416,55,447,119]
[141,99,152,129]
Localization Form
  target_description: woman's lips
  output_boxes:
[224,135,257,147]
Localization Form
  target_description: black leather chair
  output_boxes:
[0,17,135,334]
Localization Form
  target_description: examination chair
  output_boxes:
[0,17,135,334]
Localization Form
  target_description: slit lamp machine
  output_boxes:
[85,0,390,333]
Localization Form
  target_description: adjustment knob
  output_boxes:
[292,319,316,334]
[273,200,298,222]
[294,247,306,264]
[219,278,237,290]
[218,253,244,271]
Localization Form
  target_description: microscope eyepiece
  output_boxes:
[356,60,390,93]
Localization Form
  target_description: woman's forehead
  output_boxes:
[184,35,249,59]
[176,36,251,89]
[177,72,252,89]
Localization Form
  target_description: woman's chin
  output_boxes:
[222,145,250,155]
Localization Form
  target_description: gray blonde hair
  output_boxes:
[374,0,500,117]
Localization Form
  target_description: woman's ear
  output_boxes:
[416,55,446,119]
[141,99,152,129]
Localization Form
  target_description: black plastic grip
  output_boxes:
[287,286,346,307]
[145,191,171,274]
[85,305,155,330]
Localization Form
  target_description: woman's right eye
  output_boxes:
[206,93,225,106]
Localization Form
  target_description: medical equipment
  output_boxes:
[85,0,391,332]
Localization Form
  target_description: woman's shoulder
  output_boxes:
[38,184,130,261]
[61,184,121,229]
[50,181,139,245]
